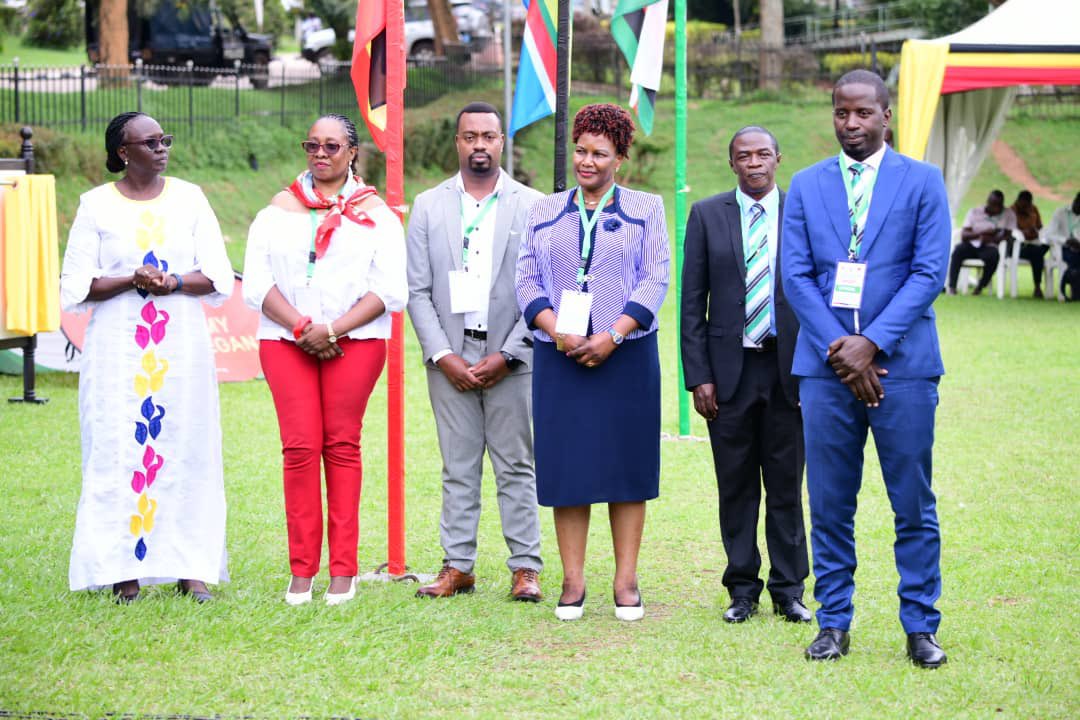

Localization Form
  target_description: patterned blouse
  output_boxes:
[516,186,670,343]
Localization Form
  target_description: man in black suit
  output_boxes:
[680,126,810,624]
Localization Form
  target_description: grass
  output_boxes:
[0,91,1078,718]
[0,34,87,66]
[0,292,1077,718]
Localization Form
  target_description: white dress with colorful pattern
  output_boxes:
[61,178,233,591]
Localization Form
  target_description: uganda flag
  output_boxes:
[611,0,668,135]
[351,0,388,150]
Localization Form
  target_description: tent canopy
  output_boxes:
[896,0,1080,211]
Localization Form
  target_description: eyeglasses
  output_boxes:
[301,141,348,156]
[123,135,174,151]
[458,132,501,144]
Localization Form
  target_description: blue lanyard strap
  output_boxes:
[575,184,617,286]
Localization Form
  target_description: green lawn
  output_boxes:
[0,93,1077,718]
[0,34,87,66]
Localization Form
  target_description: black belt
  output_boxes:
[463,328,487,340]
[746,336,777,353]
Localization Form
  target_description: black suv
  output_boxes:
[85,1,274,87]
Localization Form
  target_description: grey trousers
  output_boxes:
[426,335,542,574]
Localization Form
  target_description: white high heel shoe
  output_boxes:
[614,591,644,622]
[555,590,586,621]
[285,579,314,606]
[325,576,357,606]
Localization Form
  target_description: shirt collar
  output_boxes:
[735,184,780,218]
[455,169,504,200]
[841,143,888,174]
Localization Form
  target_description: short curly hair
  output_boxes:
[572,103,635,158]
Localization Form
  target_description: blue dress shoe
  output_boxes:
[907,632,947,668]
[773,596,812,623]
[723,597,758,623]
[805,628,850,660]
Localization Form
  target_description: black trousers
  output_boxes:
[949,242,1000,290]
[1004,239,1050,286]
[706,348,808,602]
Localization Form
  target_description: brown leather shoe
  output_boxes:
[510,567,542,602]
[415,565,475,598]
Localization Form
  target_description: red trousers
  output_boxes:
[260,338,386,577]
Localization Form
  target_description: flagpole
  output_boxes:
[674,0,690,436]
[385,0,407,576]
[553,0,571,191]
[503,0,514,177]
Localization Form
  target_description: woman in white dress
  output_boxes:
[61,112,233,603]
[243,114,406,606]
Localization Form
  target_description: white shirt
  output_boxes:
[242,203,407,341]
[735,185,780,347]
[840,144,887,252]
[1045,205,1079,248]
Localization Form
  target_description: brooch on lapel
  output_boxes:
[603,218,622,232]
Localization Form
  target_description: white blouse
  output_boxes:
[242,203,407,340]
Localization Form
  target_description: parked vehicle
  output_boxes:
[85,0,274,88]
[301,0,493,64]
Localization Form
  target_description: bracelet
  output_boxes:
[292,315,312,340]
[170,273,183,293]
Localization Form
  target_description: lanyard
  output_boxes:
[1069,212,1078,237]
[460,192,499,269]
[306,209,318,286]
[838,155,875,260]
[575,184,617,286]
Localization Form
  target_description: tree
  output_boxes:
[900,0,990,37]
[759,0,783,90]
[99,0,129,68]
[427,0,462,57]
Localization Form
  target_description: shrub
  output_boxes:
[821,51,899,78]
[25,0,82,49]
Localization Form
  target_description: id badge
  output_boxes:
[830,261,867,310]
[555,289,592,337]
[294,286,323,322]
[448,270,486,314]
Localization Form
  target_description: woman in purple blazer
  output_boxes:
[516,104,669,622]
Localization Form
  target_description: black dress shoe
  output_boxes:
[773,596,812,623]
[177,580,213,604]
[112,581,140,605]
[723,597,758,623]
[907,632,947,668]
[805,628,850,660]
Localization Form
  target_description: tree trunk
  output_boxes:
[99,0,128,67]
[427,0,463,58]
[759,0,783,91]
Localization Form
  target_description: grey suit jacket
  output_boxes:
[407,170,543,370]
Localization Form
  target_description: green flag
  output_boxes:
[611,0,669,135]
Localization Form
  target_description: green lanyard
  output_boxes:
[460,192,499,269]
[306,209,318,286]
[575,184,617,286]
[1068,212,1078,238]
[838,154,876,260]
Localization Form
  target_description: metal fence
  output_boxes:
[0,58,502,135]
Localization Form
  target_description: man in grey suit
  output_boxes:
[680,126,810,625]
[407,102,544,601]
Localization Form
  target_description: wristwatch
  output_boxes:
[608,328,625,346]
[326,322,338,344]
[500,351,522,369]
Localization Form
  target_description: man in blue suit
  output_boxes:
[781,70,950,668]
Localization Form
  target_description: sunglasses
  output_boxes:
[301,141,349,156]
[123,135,174,151]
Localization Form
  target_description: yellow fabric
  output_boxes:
[3,175,60,334]
[946,52,1080,68]
[897,40,950,161]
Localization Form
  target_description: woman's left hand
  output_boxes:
[297,323,342,357]
[567,332,616,369]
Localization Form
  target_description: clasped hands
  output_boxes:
[437,352,511,392]
[828,335,886,407]
[295,321,344,360]
[132,264,177,296]
[560,332,616,369]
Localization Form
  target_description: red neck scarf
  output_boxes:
[286,172,379,259]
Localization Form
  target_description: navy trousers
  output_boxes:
[799,376,943,634]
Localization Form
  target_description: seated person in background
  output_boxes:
[1045,192,1080,301]
[1009,190,1050,298]
[948,189,1016,296]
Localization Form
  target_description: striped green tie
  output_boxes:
[744,203,771,346]
[848,162,871,258]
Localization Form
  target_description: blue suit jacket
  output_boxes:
[781,147,951,379]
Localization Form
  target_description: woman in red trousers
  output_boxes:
[243,114,406,605]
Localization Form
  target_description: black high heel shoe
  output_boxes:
[177,580,213,603]
[112,581,140,605]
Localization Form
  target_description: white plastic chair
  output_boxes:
[1002,229,1056,299]
[1039,228,1068,302]
[950,227,1005,298]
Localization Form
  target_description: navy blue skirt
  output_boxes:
[532,332,661,507]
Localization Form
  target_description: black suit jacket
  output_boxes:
[680,189,799,406]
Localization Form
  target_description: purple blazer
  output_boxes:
[516,186,670,342]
